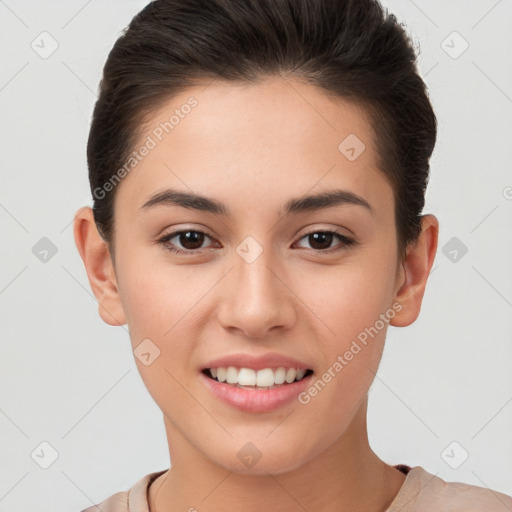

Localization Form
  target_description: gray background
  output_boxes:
[1,0,511,510]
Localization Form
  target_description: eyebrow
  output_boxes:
[140,187,374,217]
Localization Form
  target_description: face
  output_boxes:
[100,77,407,474]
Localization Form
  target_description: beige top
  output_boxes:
[80,465,512,511]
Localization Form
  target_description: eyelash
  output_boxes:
[156,228,356,255]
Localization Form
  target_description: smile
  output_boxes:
[200,366,315,412]
[203,366,314,389]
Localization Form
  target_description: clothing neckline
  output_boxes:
[133,464,416,512]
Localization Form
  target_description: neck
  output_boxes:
[149,397,406,512]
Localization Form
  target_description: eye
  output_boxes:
[156,228,356,255]
[157,229,219,254]
[294,229,356,253]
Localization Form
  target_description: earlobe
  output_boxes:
[390,214,439,328]
[73,206,127,326]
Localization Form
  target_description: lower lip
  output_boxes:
[199,371,313,413]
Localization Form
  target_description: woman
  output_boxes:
[73,0,512,510]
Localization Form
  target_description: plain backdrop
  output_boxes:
[1,0,511,510]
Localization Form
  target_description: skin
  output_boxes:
[74,76,438,512]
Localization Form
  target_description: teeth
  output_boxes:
[207,366,310,388]
[226,366,238,384]
[217,367,227,382]
[296,368,306,380]
[238,368,256,386]
[285,368,297,383]
[256,368,274,387]
[274,367,286,384]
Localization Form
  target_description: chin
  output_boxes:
[207,440,313,476]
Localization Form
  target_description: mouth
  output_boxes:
[201,366,314,390]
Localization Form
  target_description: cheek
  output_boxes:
[119,264,199,413]
[295,258,395,342]
[297,289,388,433]
[117,250,201,338]
[116,255,215,393]
[291,254,394,407]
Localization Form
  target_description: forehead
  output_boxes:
[114,76,394,221]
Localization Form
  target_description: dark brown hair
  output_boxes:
[87,0,437,264]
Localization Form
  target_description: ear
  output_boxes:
[390,214,439,327]
[73,206,127,326]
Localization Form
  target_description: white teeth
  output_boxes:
[256,368,275,387]
[216,367,227,382]
[274,367,286,384]
[207,366,310,387]
[296,368,306,380]
[238,368,256,386]
[226,366,238,384]
[285,368,297,383]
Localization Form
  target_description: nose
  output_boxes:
[216,243,297,339]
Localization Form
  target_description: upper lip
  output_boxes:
[202,352,312,371]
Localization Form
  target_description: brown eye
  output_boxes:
[157,228,355,256]
[175,231,207,250]
[157,230,216,254]
[307,232,335,250]
[295,230,355,253]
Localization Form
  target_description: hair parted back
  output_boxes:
[87,0,437,264]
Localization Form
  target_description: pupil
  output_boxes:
[181,231,204,249]
[310,232,332,250]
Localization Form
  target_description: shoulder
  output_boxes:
[80,490,128,512]
[79,470,167,512]
[388,466,512,512]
